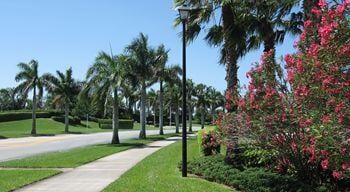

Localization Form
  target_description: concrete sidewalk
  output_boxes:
[16,137,181,192]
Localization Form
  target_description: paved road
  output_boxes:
[0,130,161,162]
[0,127,199,162]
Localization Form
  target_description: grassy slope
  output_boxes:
[0,134,179,168]
[0,170,60,192]
[103,138,232,192]
[0,118,108,138]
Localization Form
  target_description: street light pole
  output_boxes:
[181,18,187,177]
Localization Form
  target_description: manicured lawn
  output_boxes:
[0,170,60,192]
[0,134,179,168]
[0,118,108,138]
[103,138,232,192]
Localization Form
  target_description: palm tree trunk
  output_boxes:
[189,105,193,132]
[153,104,156,126]
[211,105,215,124]
[222,4,240,164]
[31,86,37,135]
[111,87,120,144]
[103,96,108,118]
[139,82,146,139]
[64,101,69,133]
[169,106,172,127]
[222,4,239,113]
[201,108,205,129]
[175,105,179,133]
[159,81,164,135]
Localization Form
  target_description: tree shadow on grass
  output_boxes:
[98,142,147,148]
[0,135,8,139]
[32,134,56,137]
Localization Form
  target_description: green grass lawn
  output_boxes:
[0,170,60,192]
[0,134,179,168]
[103,138,232,192]
[0,118,109,138]
[0,118,165,139]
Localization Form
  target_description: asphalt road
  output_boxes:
[0,128,194,162]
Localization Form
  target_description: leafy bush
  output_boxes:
[218,1,350,189]
[119,120,133,129]
[0,111,62,122]
[98,119,134,129]
[100,123,112,129]
[51,116,81,125]
[199,130,221,156]
[188,155,313,192]
[242,145,278,168]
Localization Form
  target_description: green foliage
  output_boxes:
[0,111,61,122]
[51,116,81,125]
[100,123,112,129]
[188,155,313,192]
[98,119,134,129]
[242,145,278,168]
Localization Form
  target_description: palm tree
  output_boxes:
[207,86,224,123]
[15,60,43,135]
[165,82,182,133]
[84,52,126,144]
[42,68,80,133]
[155,61,182,135]
[186,79,195,132]
[147,89,158,126]
[194,83,208,129]
[174,0,251,112]
[126,33,163,139]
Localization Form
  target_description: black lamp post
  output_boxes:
[178,4,191,177]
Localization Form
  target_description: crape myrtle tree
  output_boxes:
[219,0,350,189]
[42,68,80,133]
[15,60,44,135]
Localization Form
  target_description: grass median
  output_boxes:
[0,133,179,168]
[0,170,60,192]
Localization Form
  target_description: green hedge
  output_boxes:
[51,116,81,125]
[100,123,112,129]
[98,119,134,129]
[0,111,62,123]
[187,155,312,192]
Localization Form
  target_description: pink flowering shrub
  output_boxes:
[218,0,350,189]
[200,130,221,156]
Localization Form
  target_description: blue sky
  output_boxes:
[0,0,297,92]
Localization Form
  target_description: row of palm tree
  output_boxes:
[10,33,224,144]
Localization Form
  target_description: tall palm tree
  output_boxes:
[174,0,250,112]
[147,89,158,126]
[42,68,80,133]
[165,82,182,133]
[194,83,208,129]
[15,60,43,135]
[186,79,195,132]
[207,86,224,123]
[84,52,126,144]
[243,0,303,61]
[155,61,182,135]
[126,33,163,139]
